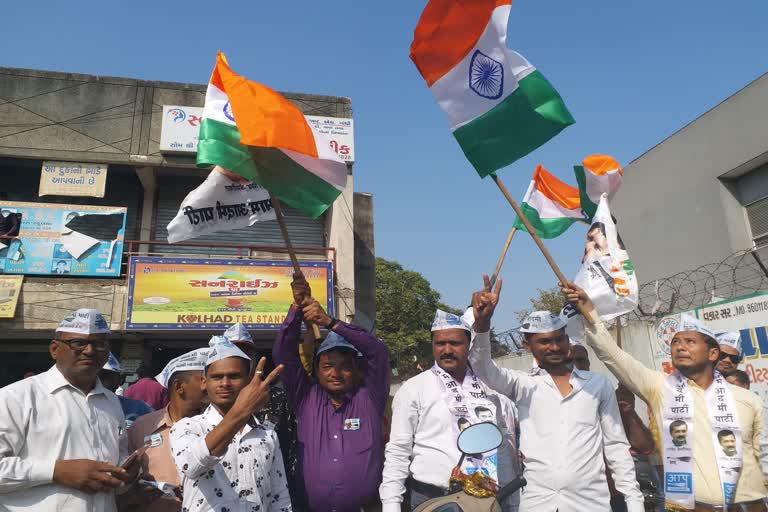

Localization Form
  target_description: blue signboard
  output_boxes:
[0,201,127,277]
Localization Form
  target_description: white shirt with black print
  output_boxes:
[170,404,292,512]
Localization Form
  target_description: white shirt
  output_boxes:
[469,331,644,512]
[0,365,127,512]
[380,366,521,512]
[169,404,292,512]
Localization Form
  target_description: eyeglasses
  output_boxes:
[56,338,110,352]
[718,352,742,364]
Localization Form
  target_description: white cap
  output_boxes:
[156,348,209,388]
[716,331,742,355]
[431,309,471,332]
[518,311,567,334]
[56,309,111,335]
[223,323,253,345]
[678,313,716,341]
[461,307,475,330]
[206,335,251,369]
[102,353,123,373]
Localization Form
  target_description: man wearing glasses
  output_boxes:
[715,331,743,377]
[0,308,139,511]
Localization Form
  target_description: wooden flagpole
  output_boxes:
[489,227,517,287]
[270,194,323,338]
[490,174,592,322]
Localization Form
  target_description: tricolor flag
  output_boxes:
[196,53,347,218]
[574,154,622,221]
[513,164,585,238]
[409,0,575,177]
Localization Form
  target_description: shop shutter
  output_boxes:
[152,175,325,255]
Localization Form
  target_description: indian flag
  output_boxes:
[574,154,623,221]
[513,164,585,238]
[410,0,575,177]
[196,53,347,218]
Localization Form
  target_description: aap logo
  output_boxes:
[167,108,187,124]
[656,316,679,356]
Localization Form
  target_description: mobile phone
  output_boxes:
[121,445,149,469]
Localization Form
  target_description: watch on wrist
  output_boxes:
[327,317,339,330]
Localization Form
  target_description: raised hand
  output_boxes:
[472,274,502,333]
[53,459,128,494]
[291,272,312,306]
[559,281,595,313]
[302,297,333,328]
[232,357,284,417]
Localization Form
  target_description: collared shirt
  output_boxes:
[119,396,153,428]
[125,378,169,411]
[469,331,644,512]
[584,315,768,505]
[0,365,127,512]
[272,307,390,512]
[127,407,180,512]
[379,367,521,512]
[169,404,292,512]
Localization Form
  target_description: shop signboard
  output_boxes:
[126,256,334,330]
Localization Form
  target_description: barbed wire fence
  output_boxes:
[495,249,768,354]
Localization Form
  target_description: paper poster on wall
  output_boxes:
[39,161,108,198]
[0,201,126,277]
[0,275,23,318]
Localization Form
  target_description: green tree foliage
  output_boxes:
[375,258,509,379]
[515,286,565,322]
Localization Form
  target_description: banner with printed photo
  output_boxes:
[0,275,23,318]
[0,201,126,277]
[126,257,334,330]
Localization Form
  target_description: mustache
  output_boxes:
[440,355,458,361]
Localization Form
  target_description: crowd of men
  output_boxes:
[0,273,766,511]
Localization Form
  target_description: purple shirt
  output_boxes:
[124,378,169,411]
[273,307,390,512]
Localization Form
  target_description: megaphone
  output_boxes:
[413,422,526,512]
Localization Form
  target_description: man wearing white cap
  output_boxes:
[170,336,290,511]
[563,282,768,511]
[99,353,153,428]
[381,280,520,512]
[715,331,743,378]
[468,276,643,512]
[0,308,139,511]
[224,322,256,363]
[123,348,208,512]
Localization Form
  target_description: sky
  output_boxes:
[2,1,767,331]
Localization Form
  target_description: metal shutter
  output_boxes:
[0,162,142,239]
[747,196,768,247]
[152,175,325,255]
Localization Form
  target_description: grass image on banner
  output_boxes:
[196,53,347,218]
[410,0,575,177]
[512,164,585,238]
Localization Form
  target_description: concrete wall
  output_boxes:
[326,173,356,323]
[353,192,376,331]
[615,73,768,283]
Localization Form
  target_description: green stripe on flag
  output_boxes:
[197,119,341,218]
[573,165,598,221]
[513,202,582,239]
[196,119,259,180]
[453,70,575,178]
[249,148,341,219]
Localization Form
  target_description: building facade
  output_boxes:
[0,66,374,386]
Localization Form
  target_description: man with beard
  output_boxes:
[273,273,390,512]
[469,276,642,512]
[381,278,520,512]
[563,282,768,510]
[0,308,139,511]
[170,337,291,511]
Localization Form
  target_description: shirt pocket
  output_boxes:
[569,397,599,429]
[94,405,122,464]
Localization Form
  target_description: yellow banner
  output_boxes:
[127,257,333,330]
[0,275,24,318]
